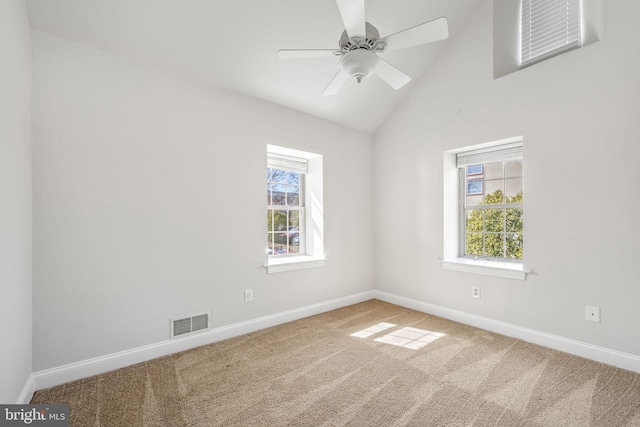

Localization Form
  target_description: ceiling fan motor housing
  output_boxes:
[339,22,381,52]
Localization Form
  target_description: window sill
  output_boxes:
[441,258,529,280]
[265,256,326,274]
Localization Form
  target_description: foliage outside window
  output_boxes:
[461,159,523,260]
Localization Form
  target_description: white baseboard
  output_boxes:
[30,289,640,393]
[373,290,640,374]
[32,291,376,391]
[17,374,36,404]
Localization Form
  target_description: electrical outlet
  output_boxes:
[244,289,253,303]
[586,306,600,323]
[471,286,481,299]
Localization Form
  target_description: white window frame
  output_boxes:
[458,145,524,262]
[267,155,306,258]
[265,145,325,274]
[442,137,529,280]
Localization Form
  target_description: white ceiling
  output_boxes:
[26,0,482,133]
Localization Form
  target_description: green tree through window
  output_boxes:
[465,190,523,259]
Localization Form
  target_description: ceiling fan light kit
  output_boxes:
[278,0,449,95]
[340,49,379,83]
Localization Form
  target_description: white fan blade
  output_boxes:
[278,49,340,59]
[375,58,411,90]
[379,17,449,52]
[322,69,350,96]
[336,0,366,40]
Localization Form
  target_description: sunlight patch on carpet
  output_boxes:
[351,324,445,350]
[350,322,396,338]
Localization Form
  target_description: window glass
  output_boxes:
[267,167,303,256]
[462,159,523,260]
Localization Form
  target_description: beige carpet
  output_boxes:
[32,299,640,426]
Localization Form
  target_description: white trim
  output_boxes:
[32,290,374,391]
[373,290,640,374]
[265,256,327,273]
[446,136,523,155]
[17,374,36,404]
[441,258,529,280]
[29,289,640,392]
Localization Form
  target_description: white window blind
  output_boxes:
[456,141,523,167]
[521,0,581,66]
[267,153,308,174]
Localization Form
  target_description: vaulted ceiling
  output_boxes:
[26,0,482,133]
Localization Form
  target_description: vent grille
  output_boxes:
[171,312,209,339]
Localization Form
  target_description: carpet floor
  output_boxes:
[31,299,640,426]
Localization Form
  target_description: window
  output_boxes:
[266,145,325,273]
[493,0,601,79]
[520,0,581,67]
[458,141,523,261]
[267,154,306,256]
[442,137,527,280]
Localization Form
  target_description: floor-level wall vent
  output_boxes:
[171,312,209,339]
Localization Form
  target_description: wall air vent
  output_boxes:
[171,312,209,339]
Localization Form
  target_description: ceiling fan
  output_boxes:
[278,0,449,95]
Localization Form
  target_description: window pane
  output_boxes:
[506,208,523,233]
[288,210,299,228]
[466,192,484,206]
[276,228,290,247]
[286,171,300,186]
[267,184,273,205]
[505,160,523,178]
[288,236,300,254]
[283,212,299,253]
[506,234,523,259]
[483,162,504,180]
[466,233,484,256]
[485,234,504,258]
[267,233,274,255]
[286,186,300,206]
[270,168,287,183]
[273,210,287,232]
[505,177,522,203]
[485,209,504,232]
[466,209,484,232]
[272,242,288,254]
[271,184,286,205]
[273,232,287,245]
[482,181,504,204]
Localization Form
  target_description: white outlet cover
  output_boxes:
[471,286,480,299]
[586,306,600,323]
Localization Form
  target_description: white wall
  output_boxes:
[374,0,640,356]
[0,0,33,403]
[32,31,374,371]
